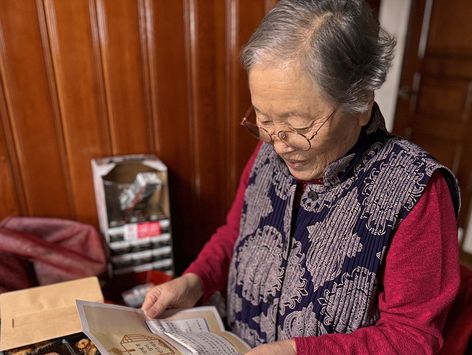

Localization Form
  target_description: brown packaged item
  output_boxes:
[0,277,103,352]
[3,334,101,355]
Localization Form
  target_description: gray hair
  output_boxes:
[241,0,396,113]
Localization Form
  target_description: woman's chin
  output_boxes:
[287,166,320,182]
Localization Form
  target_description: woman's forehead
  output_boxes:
[248,64,332,115]
[253,105,314,120]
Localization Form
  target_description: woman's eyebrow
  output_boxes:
[253,106,265,116]
[253,106,314,119]
[279,110,313,119]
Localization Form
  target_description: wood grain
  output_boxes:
[0,0,72,218]
[43,0,112,224]
[94,0,153,154]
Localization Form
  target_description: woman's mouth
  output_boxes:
[285,159,307,170]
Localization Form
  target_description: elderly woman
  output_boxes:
[143,0,460,354]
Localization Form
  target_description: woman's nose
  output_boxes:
[273,137,295,154]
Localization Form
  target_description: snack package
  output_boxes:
[2,334,100,355]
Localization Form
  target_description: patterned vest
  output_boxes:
[227,105,460,347]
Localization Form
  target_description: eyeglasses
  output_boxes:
[240,106,336,151]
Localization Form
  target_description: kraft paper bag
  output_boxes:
[0,277,103,351]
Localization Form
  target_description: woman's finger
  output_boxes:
[141,286,168,319]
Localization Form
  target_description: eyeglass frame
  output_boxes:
[240,106,337,151]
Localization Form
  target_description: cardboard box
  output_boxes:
[91,155,174,276]
[0,277,103,352]
[91,155,170,236]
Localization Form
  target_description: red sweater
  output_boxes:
[185,146,460,354]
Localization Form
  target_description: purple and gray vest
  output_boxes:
[227,105,460,347]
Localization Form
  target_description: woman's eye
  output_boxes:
[294,127,311,133]
[288,117,311,128]
[258,120,273,126]
[290,121,311,131]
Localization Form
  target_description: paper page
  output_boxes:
[158,306,225,333]
[76,300,187,354]
[164,332,241,355]
[146,317,210,334]
[147,309,251,354]
[76,301,250,354]
[214,332,252,354]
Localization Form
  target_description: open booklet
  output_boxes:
[76,300,251,355]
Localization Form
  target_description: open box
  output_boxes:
[91,155,171,235]
[0,277,103,353]
[91,155,174,276]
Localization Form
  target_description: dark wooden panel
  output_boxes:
[410,134,461,172]
[427,0,472,56]
[225,0,264,208]
[0,0,73,218]
[146,0,267,270]
[416,76,471,122]
[0,87,20,218]
[190,0,227,230]
[43,0,111,224]
[146,0,193,270]
[146,0,190,159]
[408,71,465,170]
[167,0,229,268]
[0,150,18,218]
[412,117,463,143]
[424,56,472,80]
[94,0,152,154]
[393,0,428,136]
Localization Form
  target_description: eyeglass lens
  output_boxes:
[242,109,312,150]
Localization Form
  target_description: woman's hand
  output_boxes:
[246,340,297,355]
[141,273,203,319]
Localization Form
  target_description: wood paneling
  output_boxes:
[0,89,19,218]
[427,1,472,56]
[0,0,270,272]
[94,0,153,154]
[0,0,73,218]
[42,0,113,225]
[225,0,264,204]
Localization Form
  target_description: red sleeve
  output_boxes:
[295,172,460,355]
[184,143,261,302]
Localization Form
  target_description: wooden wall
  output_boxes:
[0,0,381,273]
[0,0,279,272]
